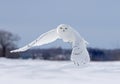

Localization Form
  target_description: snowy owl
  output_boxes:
[10,24,90,66]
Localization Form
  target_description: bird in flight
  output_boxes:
[10,24,90,66]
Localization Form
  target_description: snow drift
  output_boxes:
[0,58,120,84]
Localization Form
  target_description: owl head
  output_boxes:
[57,24,72,34]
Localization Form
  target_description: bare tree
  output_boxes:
[0,30,20,57]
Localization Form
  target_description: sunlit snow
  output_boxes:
[0,58,120,84]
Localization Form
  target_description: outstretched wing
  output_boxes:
[10,29,59,53]
[71,39,90,66]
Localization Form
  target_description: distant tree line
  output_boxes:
[0,30,20,58]
[19,48,120,61]
[88,48,120,61]
[0,29,120,61]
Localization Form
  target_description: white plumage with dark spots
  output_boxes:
[10,24,90,66]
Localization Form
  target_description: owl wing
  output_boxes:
[10,29,59,53]
[71,39,90,66]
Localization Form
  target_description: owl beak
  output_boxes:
[63,30,65,32]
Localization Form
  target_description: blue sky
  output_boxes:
[0,0,120,49]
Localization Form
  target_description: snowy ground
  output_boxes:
[0,58,120,84]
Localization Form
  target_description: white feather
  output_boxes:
[10,24,90,66]
[71,39,90,66]
[10,29,59,53]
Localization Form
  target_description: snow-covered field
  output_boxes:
[0,58,120,84]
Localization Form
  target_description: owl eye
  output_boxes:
[60,27,63,29]
[65,27,67,29]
